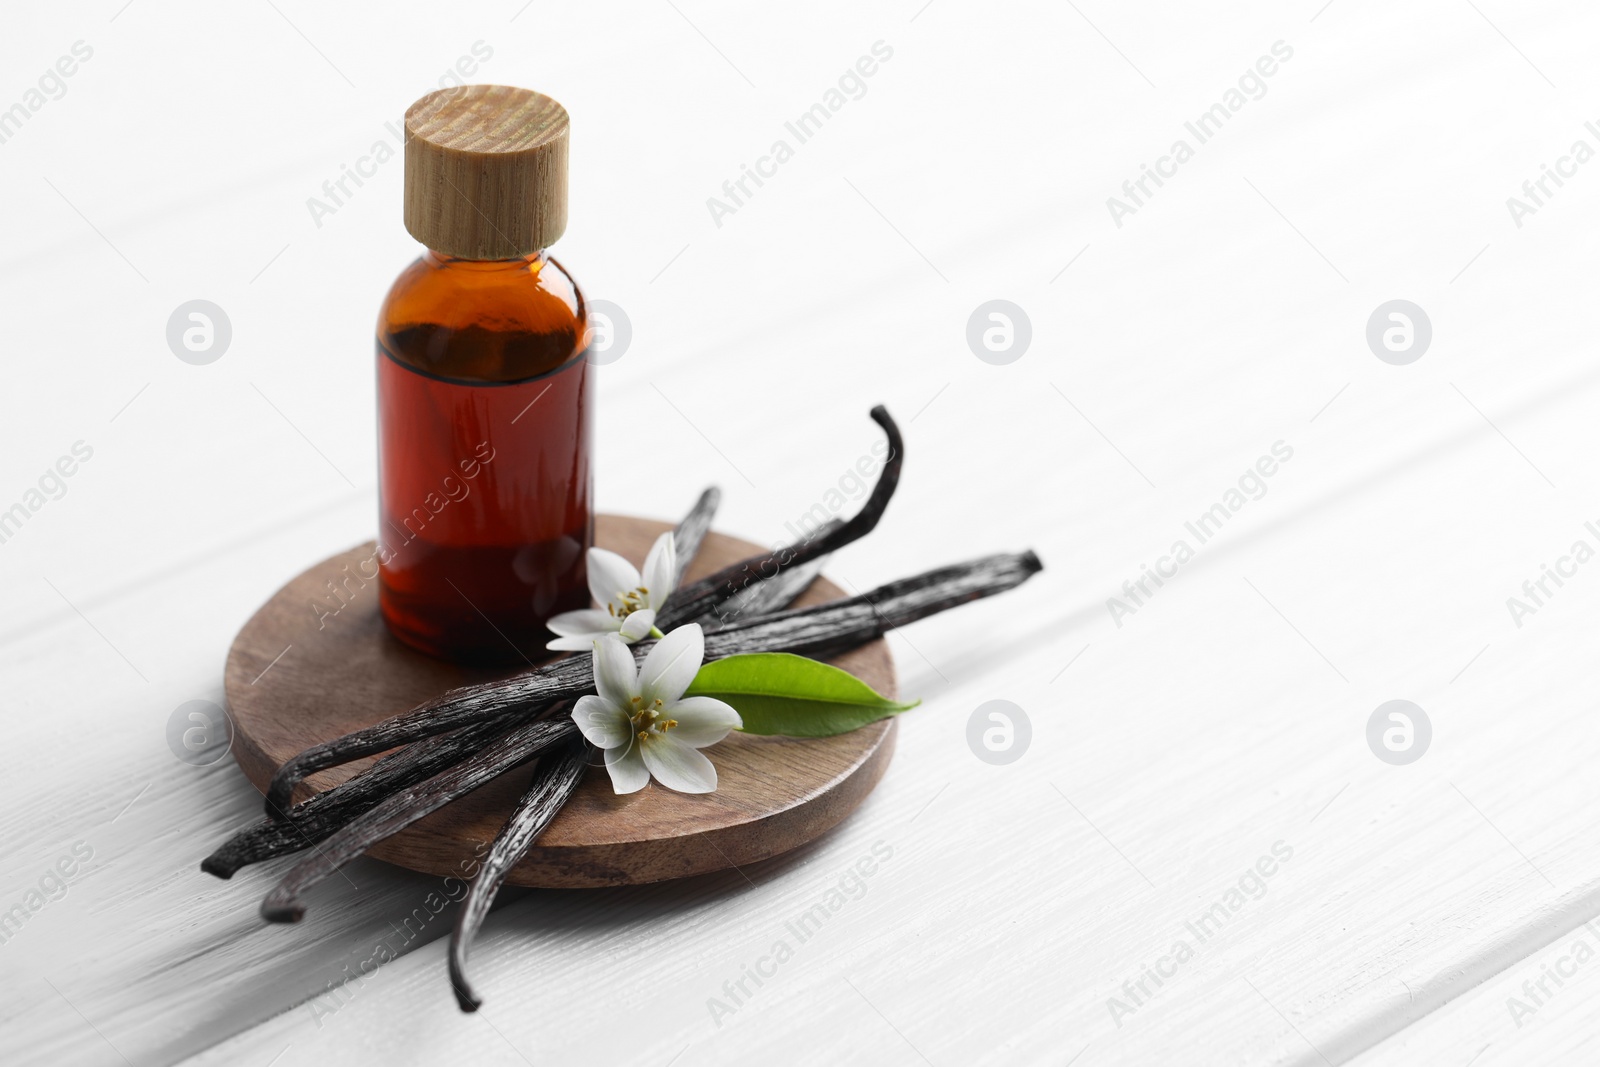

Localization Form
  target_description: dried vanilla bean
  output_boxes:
[670,486,720,584]
[201,715,520,879]
[447,733,591,1012]
[264,669,581,818]
[696,518,841,630]
[709,551,1043,660]
[653,406,903,629]
[266,550,1042,812]
[260,716,576,923]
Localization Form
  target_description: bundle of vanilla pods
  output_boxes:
[201,406,1042,1011]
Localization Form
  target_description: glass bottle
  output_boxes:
[376,86,591,664]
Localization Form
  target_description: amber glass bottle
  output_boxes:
[377,86,591,664]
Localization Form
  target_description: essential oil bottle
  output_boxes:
[376,85,592,664]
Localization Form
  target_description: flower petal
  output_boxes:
[604,743,650,794]
[641,736,718,793]
[617,608,657,643]
[546,608,619,638]
[571,695,631,748]
[662,696,741,747]
[641,532,677,609]
[586,547,640,612]
[591,633,639,708]
[639,623,704,706]
[547,634,606,652]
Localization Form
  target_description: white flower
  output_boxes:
[571,625,741,794]
[546,532,677,651]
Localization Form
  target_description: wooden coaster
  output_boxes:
[223,515,897,888]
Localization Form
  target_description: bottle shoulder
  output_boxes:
[378,252,587,384]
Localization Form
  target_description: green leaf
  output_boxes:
[684,653,918,737]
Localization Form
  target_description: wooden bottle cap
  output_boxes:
[403,85,569,259]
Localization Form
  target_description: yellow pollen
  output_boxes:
[628,698,674,738]
[612,586,651,618]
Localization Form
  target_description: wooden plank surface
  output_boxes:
[2,2,1598,1065]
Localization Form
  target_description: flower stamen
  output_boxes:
[615,586,650,617]
[628,697,671,740]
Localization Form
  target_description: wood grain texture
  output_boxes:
[404,84,569,257]
[224,515,898,888]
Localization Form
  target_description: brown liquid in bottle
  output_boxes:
[376,251,591,664]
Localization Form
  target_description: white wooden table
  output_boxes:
[4,2,1598,1064]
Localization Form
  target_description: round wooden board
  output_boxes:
[223,515,897,888]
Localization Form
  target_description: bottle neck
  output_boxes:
[423,248,548,273]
